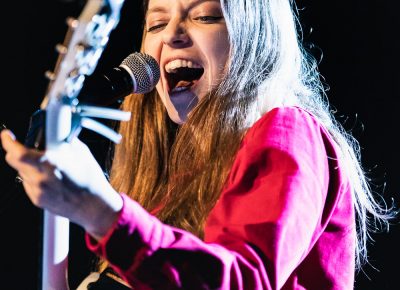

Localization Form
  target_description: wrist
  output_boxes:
[85,187,123,241]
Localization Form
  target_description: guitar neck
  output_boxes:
[39,1,125,289]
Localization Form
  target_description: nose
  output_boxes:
[162,18,191,48]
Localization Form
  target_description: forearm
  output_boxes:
[78,184,123,241]
[85,195,272,289]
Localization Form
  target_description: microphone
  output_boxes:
[25,52,159,149]
[77,52,160,106]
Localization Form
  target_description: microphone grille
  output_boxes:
[120,52,160,94]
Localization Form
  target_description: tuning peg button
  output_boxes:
[55,44,68,54]
[45,71,56,81]
[66,17,79,28]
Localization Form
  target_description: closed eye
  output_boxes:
[147,23,167,33]
[193,16,223,23]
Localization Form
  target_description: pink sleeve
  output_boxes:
[86,107,348,289]
[203,107,349,288]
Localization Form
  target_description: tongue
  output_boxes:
[175,80,193,88]
[171,80,197,92]
[168,67,204,93]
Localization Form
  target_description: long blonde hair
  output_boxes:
[108,0,394,271]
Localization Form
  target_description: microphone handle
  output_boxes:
[78,67,134,106]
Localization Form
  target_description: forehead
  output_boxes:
[146,0,220,10]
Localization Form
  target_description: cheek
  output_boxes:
[155,82,165,99]
[214,31,230,62]
[205,31,230,79]
[143,37,160,63]
[144,37,163,92]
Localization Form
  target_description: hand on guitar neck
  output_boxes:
[1,128,123,241]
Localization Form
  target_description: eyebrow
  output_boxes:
[146,0,220,17]
[146,6,167,16]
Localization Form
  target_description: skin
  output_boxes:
[0,0,230,239]
[144,0,229,124]
[0,130,122,240]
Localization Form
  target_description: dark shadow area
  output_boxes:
[0,0,398,289]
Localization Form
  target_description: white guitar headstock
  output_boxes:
[40,0,130,148]
[41,0,125,108]
[40,2,128,289]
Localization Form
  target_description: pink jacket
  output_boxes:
[86,106,355,289]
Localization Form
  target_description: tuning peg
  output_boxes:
[55,44,68,54]
[80,117,123,144]
[44,71,56,81]
[66,17,79,29]
[75,44,86,53]
[69,69,80,78]
[77,105,131,121]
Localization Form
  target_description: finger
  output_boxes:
[18,168,44,185]
[1,129,28,162]
[1,133,24,170]
[20,180,42,207]
[1,130,43,170]
[0,129,17,152]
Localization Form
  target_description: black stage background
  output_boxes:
[0,0,399,289]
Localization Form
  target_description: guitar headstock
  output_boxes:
[38,2,127,290]
[41,0,125,109]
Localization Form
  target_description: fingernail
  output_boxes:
[3,129,16,141]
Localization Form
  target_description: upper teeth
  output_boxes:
[165,59,202,73]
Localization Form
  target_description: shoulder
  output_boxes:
[249,106,320,135]
[243,106,331,154]
[231,106,345,189]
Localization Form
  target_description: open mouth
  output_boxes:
[166,66,204,93]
